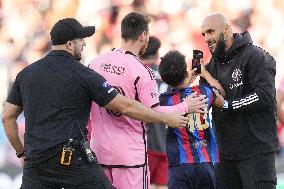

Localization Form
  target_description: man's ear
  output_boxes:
[66,41,73,50]
[139,31,147,41]
[224,23,232,39]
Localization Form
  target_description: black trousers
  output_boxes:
[20,145,115,189]
[215,152,277,189]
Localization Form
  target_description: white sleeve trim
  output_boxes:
[232,93,259,109]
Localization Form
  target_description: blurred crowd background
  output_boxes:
[0,0,284,188]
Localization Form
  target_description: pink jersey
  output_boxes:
[88,48,160,166]
[88,48,188,166]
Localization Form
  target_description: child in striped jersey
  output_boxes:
[158,50,226,189]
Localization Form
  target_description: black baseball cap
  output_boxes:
[50,18,96,45]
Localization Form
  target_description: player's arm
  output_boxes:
[137,73,207,114]
[153,94,208,114]
[86,70,189,128]
[105,94,189,128]
[2,102,24,156]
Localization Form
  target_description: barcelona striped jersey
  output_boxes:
[160,85,219,166]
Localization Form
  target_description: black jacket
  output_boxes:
[200,32,278,160]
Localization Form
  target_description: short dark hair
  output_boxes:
[121,12,151,41]
[140,36,161,59]
[159,50,187,87]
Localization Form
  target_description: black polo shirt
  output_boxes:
[7,50,118,165]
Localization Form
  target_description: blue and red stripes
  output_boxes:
[172,92,194,163]
[163,86,218,165]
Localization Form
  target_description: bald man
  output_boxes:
[200,13,278,189]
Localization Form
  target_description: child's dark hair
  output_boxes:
[158,50,187,87]
[121,12,151,41]
[140,36,161,59]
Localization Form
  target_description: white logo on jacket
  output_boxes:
[230,68,243,89]
[232,68,242,82]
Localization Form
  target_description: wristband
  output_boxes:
[16,151,25,158]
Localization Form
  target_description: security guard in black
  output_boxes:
[7,50,118,189]
[7,50,118,166]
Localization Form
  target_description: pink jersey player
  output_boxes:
[88,48,189,188]
[89,48,161,166]
[87,12,202,189]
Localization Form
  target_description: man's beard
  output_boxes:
[138,42,148,56]
[74,48,82,61]
[213,32,226,61]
